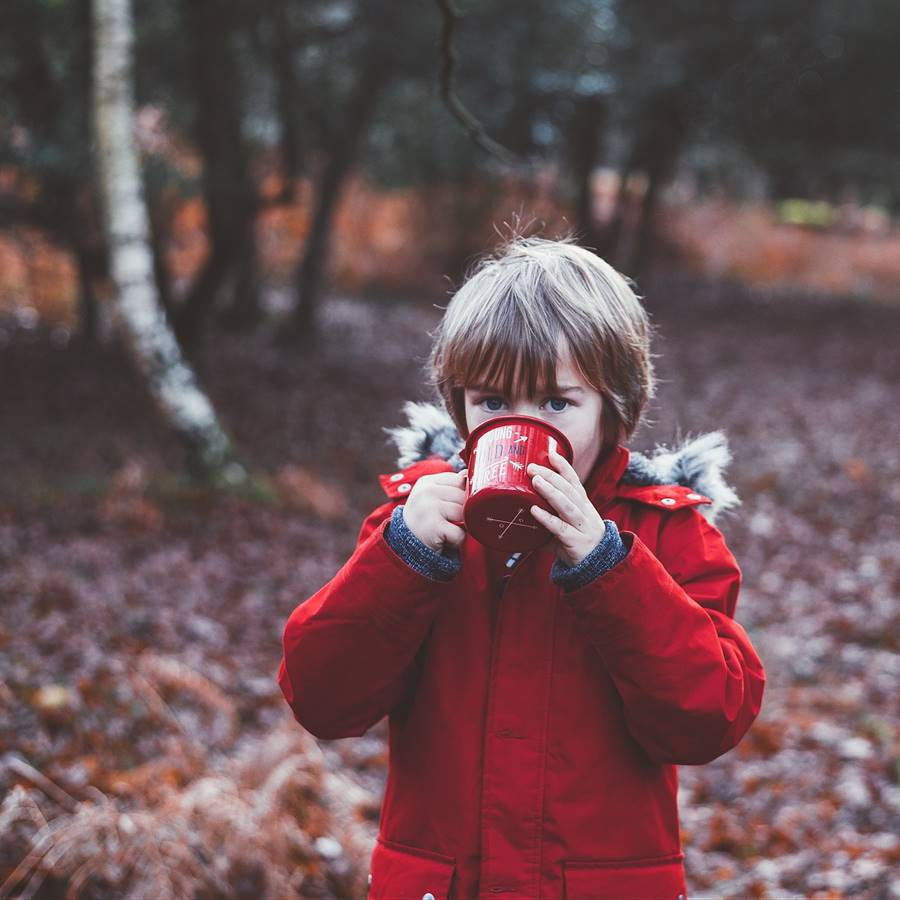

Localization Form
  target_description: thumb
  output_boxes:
[443,522,467,549]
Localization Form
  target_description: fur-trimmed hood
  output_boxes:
[383,401,741,524]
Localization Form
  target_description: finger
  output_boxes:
[441,522,467,548]
[432,484,469,502]
[439,499,465,520]
[533,477,585,528]
[429,470,468,487]
[529,466,585,513]
[547,446,582,488]
[530,504,577,540]
[528,463,576,496]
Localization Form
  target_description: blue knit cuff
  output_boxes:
[551,519,629,592]
[384,505,462,582]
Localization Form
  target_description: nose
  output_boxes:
[508,401,545,419]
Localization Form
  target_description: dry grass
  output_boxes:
[1,685,379,899]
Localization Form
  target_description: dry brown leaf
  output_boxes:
[98,493,164,532]
[275,465,349,522]
[843,457,870,482]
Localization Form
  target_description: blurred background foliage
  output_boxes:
[0,0,897,349]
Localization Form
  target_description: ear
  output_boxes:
[599,403,623,448]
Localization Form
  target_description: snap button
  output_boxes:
[660,497,677,505]
[368,873,372,885]
[423,894,435,900]
[389,473,404,482]
[397,483,411,493]
[687,492,703,500]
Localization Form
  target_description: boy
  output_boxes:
[278,235,765,899]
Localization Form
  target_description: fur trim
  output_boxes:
[624,431,741,522]
[382,401,467,472]
[383,401,741,523]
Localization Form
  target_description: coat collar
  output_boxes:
[382,401,741,524]
[582,443,631,507]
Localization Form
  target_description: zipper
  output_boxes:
[481,548,534,881]
[481,546,539,892]
[495,554,517,596]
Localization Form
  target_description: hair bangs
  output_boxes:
[450,289,565,401]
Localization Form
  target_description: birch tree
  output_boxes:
[92,0,248,485]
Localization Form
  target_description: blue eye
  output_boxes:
[483,397,505,411]
[546,398,569,412]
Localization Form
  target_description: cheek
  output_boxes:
[563,420,602,473]
[570,438,592,469]
[464,406,489,436]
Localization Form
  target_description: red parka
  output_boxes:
[278,416,765,900]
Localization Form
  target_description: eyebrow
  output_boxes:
[468,384,585,395]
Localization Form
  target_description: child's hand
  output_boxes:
[528,448,606,567]
[402,470,468,554]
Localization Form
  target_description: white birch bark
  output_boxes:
[92,0,246,483]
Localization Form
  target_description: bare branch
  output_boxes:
[435,0,519,166]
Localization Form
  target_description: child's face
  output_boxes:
[463,350,606,483]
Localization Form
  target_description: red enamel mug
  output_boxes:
[459,415,574,552]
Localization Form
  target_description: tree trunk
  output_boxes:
[147,206,175,318]
[220,231,263,332]
[626,92,688,276]
[630,168,664,276]
[92,0,247,484]
[566,94,606,250]
[280,62,386,346]
[175,0,260,347]
[270,0,302,203]
[597,161,634,266]
[73,243,99,343]
[444,176,502,282]
[629,156,684,277]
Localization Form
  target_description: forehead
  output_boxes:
[467,352,588,394]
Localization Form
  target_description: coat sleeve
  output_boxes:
[277,500,450,739]
[562,506,765,765]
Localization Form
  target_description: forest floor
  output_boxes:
[0,275,898,899]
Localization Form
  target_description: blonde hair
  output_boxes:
[426,232,657,450]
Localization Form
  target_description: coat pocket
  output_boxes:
[563,854,686,900]
[368,837,457,900]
